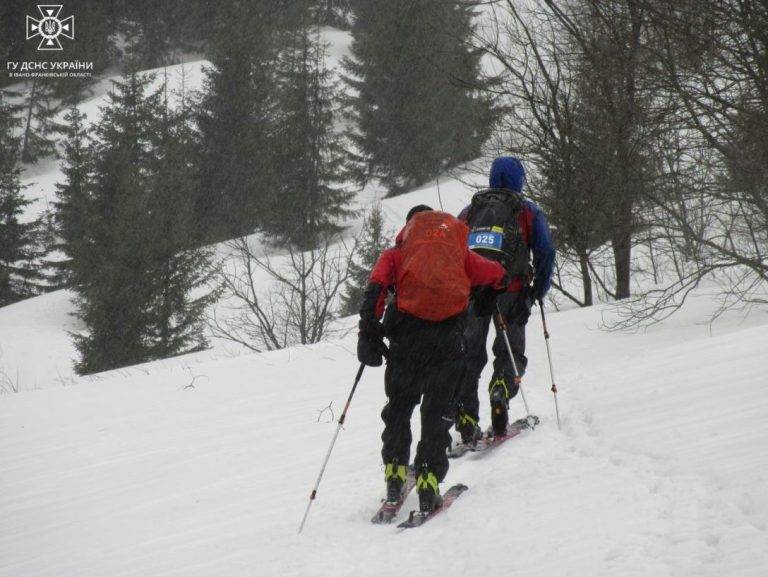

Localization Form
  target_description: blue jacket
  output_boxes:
[459,158,555,299]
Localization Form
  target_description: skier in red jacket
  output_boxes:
[358,205,506,512]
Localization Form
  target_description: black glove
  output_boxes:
[472,285,504,317]
[530,279,546,304]
[359,316,384,339]
[473,272,509,317]
[357,317,386,367]
[509,290,534,325]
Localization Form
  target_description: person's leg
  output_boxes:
[456,303,491,423]
[381,361,420,468]
[414,354,462,511]
[490,291,528,399]
[415,353,464,481]
[485,291,529,433]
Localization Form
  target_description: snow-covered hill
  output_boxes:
[1,288,767,576]
[2,27,360,388]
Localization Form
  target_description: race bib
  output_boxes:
[468,227,504,251]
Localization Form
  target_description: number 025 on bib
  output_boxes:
[468,226,505,252]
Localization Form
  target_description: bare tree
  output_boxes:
[607,0,768,326]
[541,0,671,300]
[470,3,597,306]
[209,235,356,352]
[470,1,662,304]
[649,0,767,281]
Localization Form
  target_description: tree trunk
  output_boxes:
[578,249,593,306]
[21,79,38,163]
[612,229,632,300]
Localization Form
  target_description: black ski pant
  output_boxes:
[456,290,528,423]
[380,312,464,483]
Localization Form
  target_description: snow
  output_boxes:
[2,285,767,576]
[0,290,79,391]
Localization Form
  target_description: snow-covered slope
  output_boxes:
[1,292,767,577]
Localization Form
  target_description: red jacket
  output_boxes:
[368,227,506,319]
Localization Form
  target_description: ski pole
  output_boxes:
[538,299,561,430]
[494,302,533,419]
[298,363,365,534]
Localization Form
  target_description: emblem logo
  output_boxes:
[26,5,75,51]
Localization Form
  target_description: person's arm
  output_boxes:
[357,248,397,367]
[465,250,507,288]
[465,250,508,316]
[528,206,556,300]
[360,248,397,321]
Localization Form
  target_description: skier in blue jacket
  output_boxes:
[455,156,555,442]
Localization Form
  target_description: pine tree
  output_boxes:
[72,70,159,373]
[50,105,94,289]
[143,81,215,359]
[54,1,116,106]
[265,25,354,249]
[340,203,391,315]
[71,67,215,374]
[344,1,495,194]
[0,91,46,306]
[0,0,28,89]
[20,79,62,163]
[117,0,210,69]
[196,1,281,242]
[312,0,352,28]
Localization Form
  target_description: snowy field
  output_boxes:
[2,288,767,576]
[3,21,768,577]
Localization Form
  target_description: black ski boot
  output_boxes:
[416,464,442,512]
[489,377,510,436]
[456,407,483,446]
[385,460,406,503]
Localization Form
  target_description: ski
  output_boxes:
[397,483,469,529]
[371,466,417,524]
[448,415,539,458]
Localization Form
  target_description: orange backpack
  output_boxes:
[396,211,471,321]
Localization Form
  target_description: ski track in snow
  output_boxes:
[2,299,767,576]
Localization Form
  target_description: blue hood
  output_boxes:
[489,157,526,193]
